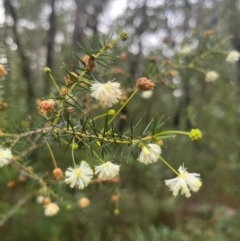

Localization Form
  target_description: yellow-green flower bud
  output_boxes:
[114,209,120,215]
[44,67,51,74]
[71,143,78,149]
[96,141,101,147]
[66,204,72,210]
[120,32,128,41]
[189,128,202,141]
[108,109,116,116]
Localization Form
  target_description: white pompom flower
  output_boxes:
[226,50,240,64]
[205,71,219,82]
[95,161,120,180]
[0,147,13,167]
[141,90,153,99]
[90,81,122,107]
[138,143,161,165]
[65,161,93,189]
[165,165,202,198]
[44,202,60,217]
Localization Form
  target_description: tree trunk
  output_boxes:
[4,0,35,113]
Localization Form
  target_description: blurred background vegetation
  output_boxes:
[1,0,240,240]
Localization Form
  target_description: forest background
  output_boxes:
[1,0,240,240]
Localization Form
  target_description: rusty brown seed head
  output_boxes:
[136,77,155,91]
[83,55,96,72]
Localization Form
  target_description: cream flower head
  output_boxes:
[205,71,219,82]
[226,50,240,64]
[178,45,192,56]
[141,90,153,99]
[0,147,12,167]
[165,165,202,198]
[44,202,60,216]
[138,143,161,165]
[65,161,93,189]
[95,161,120,180]
[90,81,122,107]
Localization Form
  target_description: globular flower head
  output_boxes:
[95,161,120,180]
[0,147,13,167]
[38,100,55,115]
[44,202,60,216]
[226,50,240,64]
[90,81,122,108]
[165,165,202,198]
[136,77,155,91]
[205,71,219,82]
[120,32,128,41]
[65,161,93,189]
[138,143,161,165]
[0,64,7,77]
[189,128,202,141]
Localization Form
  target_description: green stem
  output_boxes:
[107,88,139,127]
[45,139,57,168]
[49,74,61,95]
[92,113,108,121]
[157,130,189,137]
[82,141,104,164]
[159,156,179,176]
[71,138,77,166]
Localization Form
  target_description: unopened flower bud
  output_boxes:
[53,168,63,180]
[120,32,128,41]
[61,87,68,96]
[44,67,51,74]
[42,197,51,206]
[0,64,7,77]
[119,53,127,61]
[114,209,120,215]
[111,195,119,202]
[189,129,202,141]
[78,197,90,209]
[108,109,116,116]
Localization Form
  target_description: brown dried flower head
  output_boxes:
[169,70,178,77]
[0,102,7,110]
[0,64,7,77]
[61,87,68,96]
[83,55,95,72]
[7,181,15,189]
[136,77,155,91]
[53,167,63,180]
[149,56,157,63]
[119,53,127,61]
[204,29,214,37]
[65,74,72,84]
[67,106,75,113]
[112,67,124,75]
[38,100,55,115]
